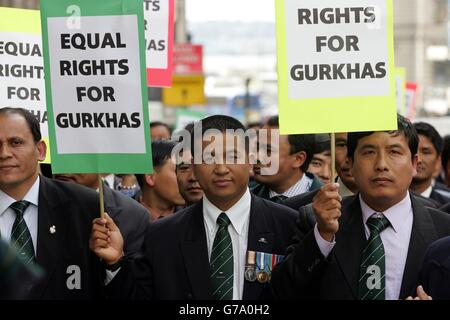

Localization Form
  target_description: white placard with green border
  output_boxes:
[276,0,397,134]
[40,0,152,173]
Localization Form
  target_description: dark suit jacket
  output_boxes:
[271,194,450,299]
[430,182,450,206]
[419,236,450,299]
[102,183,149,259]
[28,176,105,299]
[109,195,298,300]
[440,202,450,214]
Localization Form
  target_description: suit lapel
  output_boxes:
[32,176,70,298]
[333,197,366,299]
[399,196,439,298]
[243,196,274,300]
[180,201,213,299]
[102,183,117,212]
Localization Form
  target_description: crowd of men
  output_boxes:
[1,106,450,300]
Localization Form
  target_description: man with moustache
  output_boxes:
[271,114,450,300]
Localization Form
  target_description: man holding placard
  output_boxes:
[271,115,450,299]
[0,107,107,299]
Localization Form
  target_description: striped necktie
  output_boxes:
[9,200,35,265]
[358,214,390,300]
[210,212,233,300]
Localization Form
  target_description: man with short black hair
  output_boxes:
[0,107,107,299]
[136,140,185,221]
[308,134,332,184]
[271,114,450,300]
[252,116,322,203]
[410,122,450,205]
[92,115,298,300]
[150,121,171,141]
[174,122,204,207]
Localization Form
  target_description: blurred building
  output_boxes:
[0,0,38,8]
[394,0,449,115]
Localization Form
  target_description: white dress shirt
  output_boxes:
[0,176,40,254]
[420,180,434,198]
[203,188,251,300]
[103,174,116,189]
[269,173,313,199]
[314,192,414,300]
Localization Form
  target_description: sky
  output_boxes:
[185,0,275,22]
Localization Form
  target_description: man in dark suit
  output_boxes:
[271,114,450,300]
[251,116,322,203]
[418,235,450,299]
[53,173,148,259]
[136,140,186,221]
[410,122,450,206]
[0,107,108,299]
[440,202,450,214]
[92,115,298,300]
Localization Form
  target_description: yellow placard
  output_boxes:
[42,137,51,164]
[0,7,41,34]
[275,0,397,134]
[0,7,50,163]
[162,75,205,106]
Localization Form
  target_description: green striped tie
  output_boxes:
[210,212,233,300]
[10,200,35,265]
[358,215,390,300]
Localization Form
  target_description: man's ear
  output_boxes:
[36,140,47,162]
[293,151,307,169]
[144,174,156,187]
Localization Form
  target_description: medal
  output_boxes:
[257,270,269,283]
[245,266,257,282]
[244,250,257,282]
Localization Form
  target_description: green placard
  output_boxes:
[40,0,152,173]
[275,0,397,134]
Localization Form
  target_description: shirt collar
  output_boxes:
[421,184,433,198]
[0,176,40,216]
[203,188,251,236]
[104,174,115,189]
[359,191,412,233]
[269,173,313,198]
